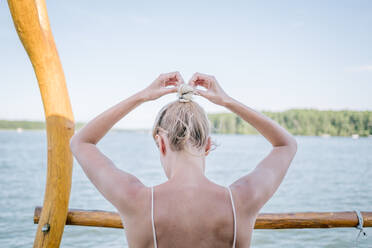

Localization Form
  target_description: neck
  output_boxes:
[165,149,207,185]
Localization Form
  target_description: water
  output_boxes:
[0,130,371,247]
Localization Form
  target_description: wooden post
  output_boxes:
[8,1,75,247]
[34,207,372,229]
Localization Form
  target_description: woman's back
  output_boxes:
[70,72,297,248]
[120,181,255,248]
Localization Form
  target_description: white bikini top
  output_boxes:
[151,186,237,248]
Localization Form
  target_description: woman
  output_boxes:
[70,71,297,248]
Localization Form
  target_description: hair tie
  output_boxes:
[177,84,194,102]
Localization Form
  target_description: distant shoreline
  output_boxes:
[1,109,372,137]
[0,127,145,132]
[1,128,371,139]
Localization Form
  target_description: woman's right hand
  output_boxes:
[188,72,231,106]
[140,71,184,102]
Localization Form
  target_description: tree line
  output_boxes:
[0,120,85,130]
[208,109,372,137]
[1,109,372,137]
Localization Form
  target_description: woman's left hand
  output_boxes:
[140,71,184,101]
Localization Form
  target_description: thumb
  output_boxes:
[195,89,209,98]
[163,86,178,95]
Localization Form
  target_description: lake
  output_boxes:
[0,130,371,247]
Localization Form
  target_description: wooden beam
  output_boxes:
[34,207,372,229]
[8,1,75,247]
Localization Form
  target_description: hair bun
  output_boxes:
[177,84,194,102]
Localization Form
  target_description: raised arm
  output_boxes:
[70,71,183,214]
[223,97,297,212]
[189,72,297,214]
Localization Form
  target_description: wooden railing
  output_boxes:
[34,207,372,229]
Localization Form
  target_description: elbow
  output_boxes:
[273,135,297,153]
[275,136,297,154]
[69,134,80,154]
[287,137,298,155]
[69,134,95,154]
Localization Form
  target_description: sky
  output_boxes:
[1,0,371,129]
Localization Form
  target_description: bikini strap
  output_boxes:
[227,186,237,248]
[151,187,157,248]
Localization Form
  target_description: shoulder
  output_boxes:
[229,181,261,218]
[117,184,151,217]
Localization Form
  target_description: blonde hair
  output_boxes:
[152,100,210,152]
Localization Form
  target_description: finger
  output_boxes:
[174,71,184,85]
[158,72,173,83]
[195,89,209,98]
[194,72,211,80]
[164,80,178,87]
[188,73,201,87]
[164,71,182,85]
[157,73,168,84]
[162,86,178,95]
[193,79,210,89]
[189,72,211,89]
[165,71,181,81]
